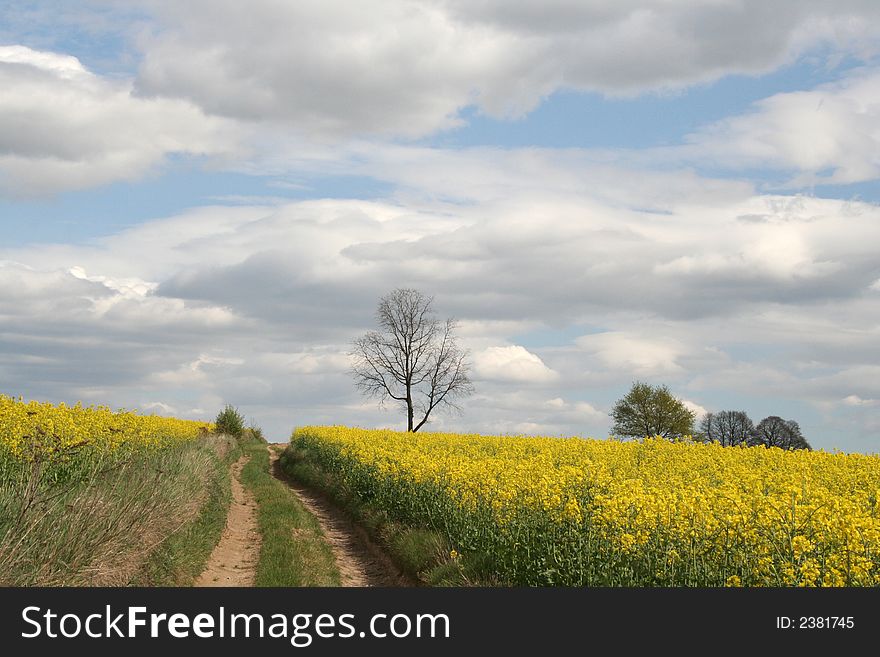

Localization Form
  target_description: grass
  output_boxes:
[280,443,465,586]
[133,436,241,586]
[0,421,347,587]
[0,433,238,586]
[238,442,340,586]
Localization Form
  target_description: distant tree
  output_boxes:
[215,404,245,438]
[245,422,267,443]
[350,288,474,432]
[699,410,754,447]
[610,382,696,441]
[751,416,811,450]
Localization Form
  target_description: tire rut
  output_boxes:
[268,446,410,587]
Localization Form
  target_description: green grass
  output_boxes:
[134,437,241,586]
[0,427,345,587]
[280,443,464,586]
[0,433,239,586]
[239,443,340,586]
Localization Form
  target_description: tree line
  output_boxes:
[611,382,811,450]
[349,288,811,450]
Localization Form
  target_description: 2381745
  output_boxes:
[776,616,854,629]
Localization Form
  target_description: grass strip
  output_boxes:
[239,443,340,586]
[0,434,238,586]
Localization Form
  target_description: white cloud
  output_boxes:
[4,5,880,201]
[129,1,880,139]
[2,143,880,447]
[0,45,238,196]
[842,394,878,407]
[141,401,177,414]
[576,332,685,376]
[0,44,88,78]
[5,6,880,199]
[262,351,351,376]
[68,266,157,298]
[473,345,558,383]
[547,398,606,424]
[458,391,607,437]
[682,399,708,420]
[681,68,880,184]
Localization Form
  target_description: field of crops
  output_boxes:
[0,394,211,460]
[291,426,880,586]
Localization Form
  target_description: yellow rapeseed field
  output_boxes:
[0,394,212,459]
[292,426,880,586]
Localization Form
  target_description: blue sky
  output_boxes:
[2,1,880,451]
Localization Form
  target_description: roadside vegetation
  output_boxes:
[238,439,339,586]
[0,395,237,585]
[282,439,463,586]
[0,396,346,587]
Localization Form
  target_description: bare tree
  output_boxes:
[699,410,754,446]
[351,288,473,432]
[751,416,811,450]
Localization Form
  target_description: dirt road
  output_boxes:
[194,455,260,586]
[268,446,410,587]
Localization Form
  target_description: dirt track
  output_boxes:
[268,446,410,587]
[195,455,260,586]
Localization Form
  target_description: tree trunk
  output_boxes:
[406,381,414,432]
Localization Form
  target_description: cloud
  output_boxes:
[130,1,880,139]
[6,4,880,450]
[3,142,880,447]
[681,68,880,185]
[473,346,559,383]
[842,394,878,407]
[5,4,880,201]
[7,5,880,200]
[682,399,708,420]
[0,258,246,420]
[0,45,238,196]
[576,332,685,376]
[453,391,607,436]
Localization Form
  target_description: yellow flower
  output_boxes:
[0,394,211,460]
[791,535,813,560]
[291,425,880,587]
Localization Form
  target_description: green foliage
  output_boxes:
[245,423,267,443]
[215,404,245,439]
[610,381,696,440]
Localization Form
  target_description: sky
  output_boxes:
[2,1,880,451]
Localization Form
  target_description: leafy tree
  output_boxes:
[215,404,245,438]
[351,288,473,432]
[751,416,811,450]
[699,410,754,446]
[610,382,696,440]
